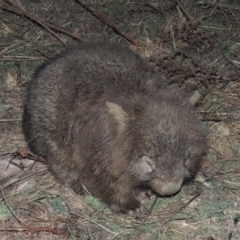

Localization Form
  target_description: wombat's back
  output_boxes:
[23,42,164,158]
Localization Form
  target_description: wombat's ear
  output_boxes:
[189,90,201,106]
[106,102,129,133]
[141,156,156,173]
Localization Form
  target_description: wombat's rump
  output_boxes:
[23,42,208,215]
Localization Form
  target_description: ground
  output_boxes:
[0,0,240,239]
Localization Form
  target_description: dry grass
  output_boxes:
[0,0,240,239]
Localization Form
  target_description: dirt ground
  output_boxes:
[0,0,240,239]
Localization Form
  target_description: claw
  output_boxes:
[127,204,149,218]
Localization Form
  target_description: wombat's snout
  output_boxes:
[150,178,184,196]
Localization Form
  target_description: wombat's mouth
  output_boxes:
[149,178,184,196]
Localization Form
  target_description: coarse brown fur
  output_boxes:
[23,42,208,215]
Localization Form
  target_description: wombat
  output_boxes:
[22,42,208,216]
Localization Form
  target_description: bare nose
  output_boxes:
[160,181,183,195]
[150,178,183,196]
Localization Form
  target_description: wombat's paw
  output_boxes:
[138,189,154,199]
[111,199,141,213]
[127,204,149,219]
[111,200,149,218]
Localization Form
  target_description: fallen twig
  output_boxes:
[0,188,22,224]
[69,211,119,236]
[0,226,68,235]
[176,0,193,20]
[162,191,201,225]
[1,169,48,190]
[75,0,141,48]
[201,118,223,122]
[197,1,240,11]
[224,55,240,69]
[0,1,86,43]
[0,119,21,122]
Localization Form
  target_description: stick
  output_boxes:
[0,119,21,122]
[0,226,68,235]
[0,1,86,43]
[162,191,201,225]
[75,0,141,48]
[176,0,193,20]
[69,211,118,236]
[0,188,22,224]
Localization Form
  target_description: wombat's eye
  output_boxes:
[185,151,190,159]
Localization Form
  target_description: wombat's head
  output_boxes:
[106,90,208,197]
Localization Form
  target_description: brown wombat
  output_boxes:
[22,42,208,216]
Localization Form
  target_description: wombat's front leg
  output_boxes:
[110,186,149,218]
[111,196,141,213]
